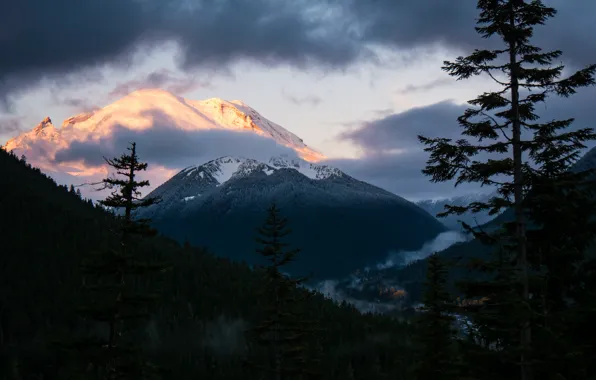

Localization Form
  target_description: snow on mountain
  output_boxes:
[5,117,67,153]
[144,155,347,210]
[182,155,343,186]
[139,154,447,280]
[2,88,324,169]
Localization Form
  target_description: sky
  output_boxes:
[1,0,596,201]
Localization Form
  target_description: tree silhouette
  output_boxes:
[245,203,321,380]
[63,142,169,379]
[418,2,596,379]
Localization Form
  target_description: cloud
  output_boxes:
[340,101,465,152]
[397,78,452,95]
[3,1,594,101]
[376,231,469,270]
[0,0,363,99]
[326,101,471,200]
[45,114,300,199]
[327,86,596,200]
[54,126,298,170]
[281,89,322,107]
[109,69,211,98]
[346,0,596,69]
[308,229,470,312]
[49,93,101,113]
[0,116,23,135]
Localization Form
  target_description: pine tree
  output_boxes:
[245,203,320,380]
[99,142,160,239]
[418,2,596,380]
[59,142,169,379]
[412,253,459,380]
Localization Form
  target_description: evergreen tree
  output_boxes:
[418,2,596,380]
[99,142,161,238]
[245,203,320,380]
[60,142,169,379]
[412,253,459,380]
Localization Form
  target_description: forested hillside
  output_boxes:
[0,148,414,379]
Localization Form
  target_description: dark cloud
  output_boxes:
[281,90,322,107]
[328,86,596,200]
[3,0,594,101]
[0,0,362,99]
[340,101,465,153]
[347,0,596,69]
[53,119,298,170]
[109,69,211,98]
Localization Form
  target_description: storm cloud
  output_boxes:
[328,86,596,200]
[346,0,596,68]
[0,0,362,99]
[2,0,595,99]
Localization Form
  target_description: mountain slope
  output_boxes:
[138,155,447,280]
[0,148,413,379]
[1,89,324,186]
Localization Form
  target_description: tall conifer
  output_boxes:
[418,2,596,380]
[60,142,168,379]
[246,203,320,380]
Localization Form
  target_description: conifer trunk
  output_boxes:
[124,143,136,222]
[508,4,532,380]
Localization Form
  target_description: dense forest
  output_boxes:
[2,1,596,379]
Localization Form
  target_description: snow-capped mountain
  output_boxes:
[1,89,324,186]
[138,155,447,280]
[144,155,345,213]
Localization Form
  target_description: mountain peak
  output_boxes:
[32,116,57,136]
[176,155,344,193]
[34,116,53,132]
[3,90,324,171]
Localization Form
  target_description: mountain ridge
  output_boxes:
[2,88,325,174]
[138,154,446,280]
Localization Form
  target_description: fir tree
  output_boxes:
[418,2,596,380]
[99,142,160,239]
[412,253,459,380]
[60,142,169,379]
[246,203,321,380]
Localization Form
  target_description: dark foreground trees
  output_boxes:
[412,253,459,380]
[418,1,596,380]
[58,142,169,379]
[245,203,321,380]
